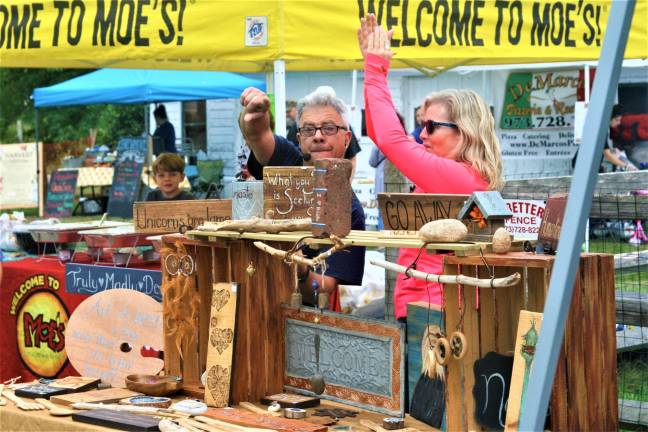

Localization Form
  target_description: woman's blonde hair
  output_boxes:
[423,89,503,190]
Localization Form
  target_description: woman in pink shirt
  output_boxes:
[358,15,504,320]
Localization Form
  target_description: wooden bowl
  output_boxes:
[124,374,183,397]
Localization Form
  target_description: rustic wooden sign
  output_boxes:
[65,289,164,387]
[283,307,404,416]
[263,166,314,220]
[378,193,469,232]
[537,193,567,253]
[505,310,543,431]
[133,199,231,233]
[312,158,352,238]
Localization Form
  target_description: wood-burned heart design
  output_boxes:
[207,365,230,407]
[212,289,230,312]
[210,328,234,354]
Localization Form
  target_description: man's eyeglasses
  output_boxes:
[424,120,459,134]
[298,123,347,137]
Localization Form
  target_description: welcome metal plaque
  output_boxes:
[283,307,404,416]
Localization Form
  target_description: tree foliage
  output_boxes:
[0,68,145,147]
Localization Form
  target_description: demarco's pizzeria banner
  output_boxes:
[0,0,646,72]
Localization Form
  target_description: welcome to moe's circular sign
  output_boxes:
[10,273,69,378]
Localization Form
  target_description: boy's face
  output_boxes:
[154,170,184,196]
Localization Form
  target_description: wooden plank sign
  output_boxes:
[65,289,163,387]
[283,307,405,416]
[133,199,231,234]
[44,170,78,218]
[505,310,543,432]
[312,158,352,238]
[378,193,469,233]
[205,283,238,407]
[537,193,568,253]
[263,166,314,219]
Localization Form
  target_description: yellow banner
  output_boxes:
[0,0,646,72]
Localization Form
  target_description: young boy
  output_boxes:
[146,153,195,201]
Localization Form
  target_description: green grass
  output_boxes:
[619,352,648,402]
[589,239,648,254]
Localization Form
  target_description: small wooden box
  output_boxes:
[442,252,617,431]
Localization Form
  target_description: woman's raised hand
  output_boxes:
[358,13,394,61]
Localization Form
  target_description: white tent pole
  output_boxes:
[350,70,358,127]
[584,65,591,104]
[274,60,287,137]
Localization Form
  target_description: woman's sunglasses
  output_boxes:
[424,120,459,134]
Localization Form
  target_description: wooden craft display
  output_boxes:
[441,252,617,431]
[263,166,315,219]
[64,289,164,387]
[161,236,293,403]
[377,193,469,233]
[133,199,231,233]
[312,158,352,238]
[204,282,238,407]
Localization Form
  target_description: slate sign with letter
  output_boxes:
[107,137,147,218]
[65,263,162,301]
[44,170,79,218]
[378,193,469,232]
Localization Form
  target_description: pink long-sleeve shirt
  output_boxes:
[364,54,488,319]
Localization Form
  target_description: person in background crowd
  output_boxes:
[153,104,177,155]
[286,100,298,130]
[410,105,424,144]
[146,153,195,201]
[239,85,366,312]
[359,14,503,321]
[572,104,638,172]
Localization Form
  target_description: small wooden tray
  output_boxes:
[50,388,142,406]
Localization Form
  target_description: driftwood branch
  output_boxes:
[197,218,311,234]
[253,236,347,268]
[370,259,521,288]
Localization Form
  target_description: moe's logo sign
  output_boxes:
[11,274,68,378]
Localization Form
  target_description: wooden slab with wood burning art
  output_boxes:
[377,193,469,235]
[505,310,543,431]
[311,158,352,238]
[204,282,238,407]
[64,289,163,387]
[282,306,405,416]
[133,199,231,234]
[263,166,315,219]
[537,193,568,253]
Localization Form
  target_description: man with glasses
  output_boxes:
[239,86,366,312]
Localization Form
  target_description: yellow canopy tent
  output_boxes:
[1,0,646,72]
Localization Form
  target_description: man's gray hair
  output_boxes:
[296,86,349,128]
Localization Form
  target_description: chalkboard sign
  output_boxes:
[44,170,79,218]
[107,137,147,218]
[263,166,314,219]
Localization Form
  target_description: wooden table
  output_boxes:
[0,400,437,431]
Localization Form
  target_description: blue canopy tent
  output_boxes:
[31,69,266,209]
[32,69,265,107]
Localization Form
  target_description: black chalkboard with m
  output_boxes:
[107,137,147,218]
[44,170,79,218]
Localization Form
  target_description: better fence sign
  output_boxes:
[504,199,545,239]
